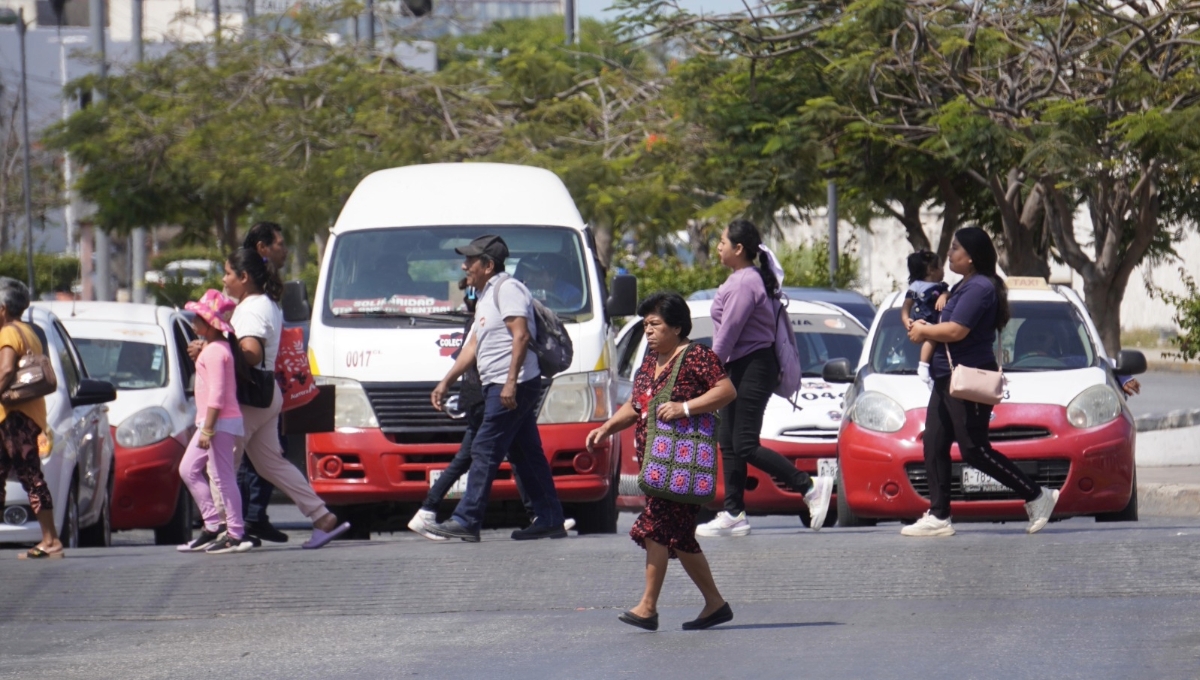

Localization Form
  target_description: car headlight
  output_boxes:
[850,391,906,433]
[116,407,173,448]
[1066,384,1121,428]
[315,376,379,430]
[538,370,612,424]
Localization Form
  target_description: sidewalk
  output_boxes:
[1139,465,1200,517]
[1138,348,1200,373]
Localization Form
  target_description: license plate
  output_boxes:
[817,458,838,479]
[429,469,469,500]
[962,467,1008,493]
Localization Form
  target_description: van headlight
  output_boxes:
[1066,384,1121,428]
[116,407,173,448]
[315,376,380,429]
[538,371,612,424]
[850,391,906,433]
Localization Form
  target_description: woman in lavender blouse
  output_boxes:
[696,220,834,538]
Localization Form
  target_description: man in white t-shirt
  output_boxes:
[428,235,565,542]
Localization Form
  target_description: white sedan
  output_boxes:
[0,306,116,547]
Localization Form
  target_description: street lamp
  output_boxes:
[0,8,38,297]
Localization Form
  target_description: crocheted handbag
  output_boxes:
[638,344,719,505]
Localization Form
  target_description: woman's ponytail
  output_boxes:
[228,247,283,303]
[727,219,780,299]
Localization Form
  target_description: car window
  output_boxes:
[616,324,645,381]
[74,339,168,390]
[173,319,196,393]
[51,321,83,396]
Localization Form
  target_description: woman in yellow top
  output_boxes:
[0,277,62,558]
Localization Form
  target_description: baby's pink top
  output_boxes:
[195,340,242,423]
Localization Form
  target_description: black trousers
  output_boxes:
[719,347,812,514]
[421,402,532,519]
[924,373,1041,520]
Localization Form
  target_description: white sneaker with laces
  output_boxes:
[408,509,450,542]
[803,476,834,531]
[1025,487,1060,534]
[900,512,956,537]
[696,511,751,537]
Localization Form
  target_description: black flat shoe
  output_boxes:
[511,523,568,541]
[618,610,659,631]
[425,519,481,543]
[682,602,733,630]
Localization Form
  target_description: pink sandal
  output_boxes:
[302,521,351,549]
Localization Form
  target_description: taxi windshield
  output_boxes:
[691,313,866,375]
[325,226,591,321]
[74,338,168,390]
[869,301,1097,374]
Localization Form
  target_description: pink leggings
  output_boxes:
[179,430,243,540]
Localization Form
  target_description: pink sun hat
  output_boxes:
[185,289,237,334]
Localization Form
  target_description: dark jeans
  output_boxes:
[422,403,532,517]
[238,427,281,524]
[719,347,811,514]
[451,379,563,532]
[924,373,1041,520]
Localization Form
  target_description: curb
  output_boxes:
[1135,409,1200,432]
[1146,359,1200,374]
[1138,483,1200,517]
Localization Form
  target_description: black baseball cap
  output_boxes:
[455,234,509,261]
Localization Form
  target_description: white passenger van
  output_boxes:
[305,163,636,534]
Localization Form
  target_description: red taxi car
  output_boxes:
[824,278,1144,527]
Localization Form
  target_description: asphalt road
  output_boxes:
[4,513,1200,680]
[1127,371,1200,419]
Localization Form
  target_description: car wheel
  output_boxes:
[799,503,839,528]
[1095,472,1139,522]
[329,505,373,540]
[61,479,80,549]
[79,472,113,547]
[569,472,619,535]
[835,467,876,527]
[155,486,194,545]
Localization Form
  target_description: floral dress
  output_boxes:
[629,343,727,558]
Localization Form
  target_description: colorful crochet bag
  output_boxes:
[638,345,719,505]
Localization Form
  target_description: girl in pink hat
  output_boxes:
[177,289,252,554]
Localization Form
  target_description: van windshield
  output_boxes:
[325,226,592,320]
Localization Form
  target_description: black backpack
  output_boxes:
[496,277,574,377]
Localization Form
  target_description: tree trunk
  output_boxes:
[592,218,615,269]
[686,220,710,266]
[979,170,1051,277]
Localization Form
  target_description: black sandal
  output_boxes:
[19,547,64,559]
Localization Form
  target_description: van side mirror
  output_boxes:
[1114,350,1147,376]
[282,280,311,323]
[71,379,116,407]
[607,275,637,317]
[822,358,856,384]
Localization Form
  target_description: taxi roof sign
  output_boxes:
[1006,276,1051,290]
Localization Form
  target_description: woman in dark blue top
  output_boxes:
[903,227,1059,537]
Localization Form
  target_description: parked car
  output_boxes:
[0,306,117,547]
[614,297,867,526]
[36,302,198,545]
[689,287,877,331]
[825,277,1145,527]
[144,259,221,287]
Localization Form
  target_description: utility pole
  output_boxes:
[131,0,146,303]
[57,33,85,259]
[365,0,374,46]
[827,181,838,287]
[563,0,576,45]
[15,9,36,296]
[213,0,221,41]
[91,0,110,301]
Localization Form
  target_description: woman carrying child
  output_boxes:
[177,290,252,554]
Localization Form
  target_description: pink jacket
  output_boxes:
[195,340,242,423]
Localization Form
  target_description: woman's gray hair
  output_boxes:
[0,277,31,318]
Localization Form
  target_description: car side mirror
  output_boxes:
[71,379,117,407]
[607,274,637,317]
[822,358,856,384]
[1114,350,1147,376]
[282,280,311,323]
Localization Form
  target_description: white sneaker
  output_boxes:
[900,512,956,537]
[696,511,751,537]
[1025,487,1060,534]
[408,509,450,542]
[917,362,933,389]
[804,476,834,532]
[564,518,576,532]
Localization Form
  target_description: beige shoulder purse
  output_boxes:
[945,343,1005,405]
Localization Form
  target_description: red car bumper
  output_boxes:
[308,423,616,506]
[111,430,187,531]
[615,430,838,514]
[839,404,1135,521]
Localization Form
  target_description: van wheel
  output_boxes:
[79,472,113,547]
[571,475,619,535]
[835,468,875,527]
[155,486,194,545]
[1095,473,1139,522]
